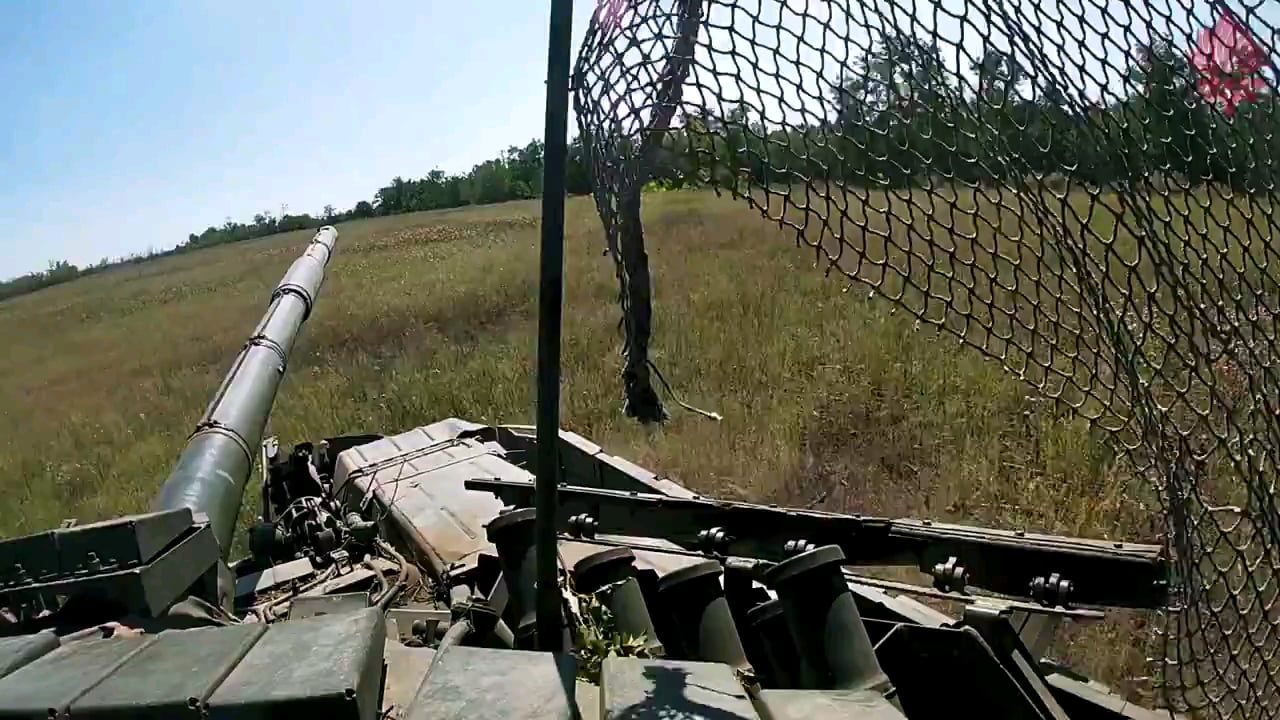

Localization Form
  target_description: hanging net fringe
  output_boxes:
[573,0,1280,715]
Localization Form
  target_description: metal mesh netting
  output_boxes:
[572,0,1280,716]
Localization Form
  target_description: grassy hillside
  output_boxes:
[0,189,1161,690]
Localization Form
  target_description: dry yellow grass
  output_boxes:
[0,189,1168,690]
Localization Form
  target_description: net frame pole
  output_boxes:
[535,0,574,652]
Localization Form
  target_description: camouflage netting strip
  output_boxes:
[573,0,1280,716]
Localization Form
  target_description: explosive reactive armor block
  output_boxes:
[206,608,386,720]
[0,607,386,720]
[407,646,577,720]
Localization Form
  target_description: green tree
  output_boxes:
[566,135,593,194]
[375,176,410,215]
[1124,38,1209,181]
[464,159,513,205]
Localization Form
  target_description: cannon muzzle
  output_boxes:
[154,226,339,555]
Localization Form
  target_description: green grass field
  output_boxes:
[0,188,1184,692]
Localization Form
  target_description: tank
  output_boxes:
[0,224,1171,718]
[0,0,1232,715]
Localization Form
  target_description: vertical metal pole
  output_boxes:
[535,0,574,652]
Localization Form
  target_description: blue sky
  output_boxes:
[3,0,1274,279]
[0,0,597,278]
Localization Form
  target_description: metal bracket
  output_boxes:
[464,478,1169,608]
[1029,573,1074,607]
[931,555,968,593]
[568,513,598,538]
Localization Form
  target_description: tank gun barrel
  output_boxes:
[154,226,339,555]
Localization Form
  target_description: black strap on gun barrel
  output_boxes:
[465,478,1168,609]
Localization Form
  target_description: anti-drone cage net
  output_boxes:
[572,0,1280,716]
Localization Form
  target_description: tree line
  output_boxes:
[3,27,1273,303]
[644,33,1276,195]
[0,139,595,302]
